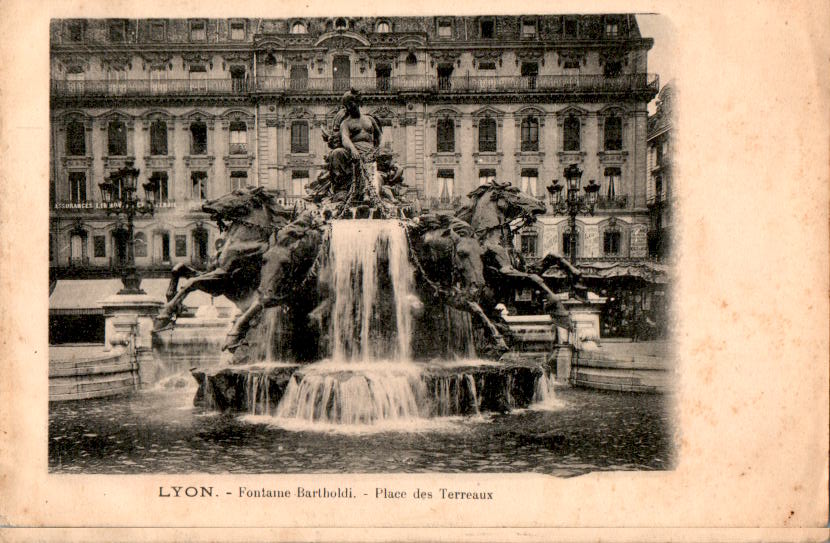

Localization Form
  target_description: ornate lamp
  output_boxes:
[546,179,563,206]
[549,164,599,269]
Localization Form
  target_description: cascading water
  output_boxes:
[271,220,426,425]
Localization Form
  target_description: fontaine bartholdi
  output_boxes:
[151,87,576,423]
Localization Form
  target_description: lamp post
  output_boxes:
[546,164,600,266]
[99,159,155,294]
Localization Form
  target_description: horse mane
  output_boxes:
[455,181,517,224]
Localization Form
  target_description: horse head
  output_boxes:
[416,213,485,292]
[458,181,547,233]
[449,230,486,291]
[202,186,291,232]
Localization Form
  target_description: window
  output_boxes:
[335,18,347,30]
[189,64,207,91]
[291,121,309,153]
[66,21,84,42]
[190,122,207,155]
[604,231,621,255]
[605,167,621,198]
[437,169,454,202]
[230,21,245,40]
[108,20,126,43]
[229,121,247,154]
[521,168,538,197]
[191,171,208,200]
[563,17,578,38]
[375,64,391,91]
[521,233,538,256]
[290,64,308,90]
[149,172,169,202]
[604,116,623,150]
[655,175,663,200]
[437,118,455,153]
[230,65,247,92]
[149,21,165,41]
[562,232,579,258]
[150,120,167,156]
[149,66,166,93]
[157,232,171,262]
[175,235,188,257]
[190,20,206,42]
[66,121,85,156]
[290,21,307,34]
[68,172,86,203]
[376,21,390,33]
[230,171,248,191]
[478,117,497,152]
[437,19,452,38]
[406,53,417,65]
[134,232,147,258]
[107,69,127,95]
[521,117,539,152]
[65,67,85,93]
[107,121,127,156]
[70,232,87,261]
[522,19,537,37]
[562,56,581,70]
[91,235,105,258]
[521,62,538,89]
[478,61,496,73]
[604,60,623,77]
[479,168,496,185]
[605,21,619,38]
[563,116,580,151]
[480,19,495,39]
[437,64,453,91]
[291,170,309,197]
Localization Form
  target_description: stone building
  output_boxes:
[647,80,674,261]
[49,15,658,282]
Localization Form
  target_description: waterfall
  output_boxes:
[329,220,414,362]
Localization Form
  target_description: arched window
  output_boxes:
[190,121,207,155]
[290,21,306,34]
[406,52,417,65]
[376,21,390,33]
[107,120,127,156]
[66,120,86,156]
[437,118,454,153]
[134,232,147,258]
[150,120,167,156]
[478,117,497,152]
[335,18,347,30]
[604,116,622,151]
[520,117,539,152]
[291,121,309,153]
[229,121,247,154]
[563,116,580,151]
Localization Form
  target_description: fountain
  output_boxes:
[156,91,567,429]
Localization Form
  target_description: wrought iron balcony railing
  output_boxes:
[52,73,658,98]
[595,194,629,209]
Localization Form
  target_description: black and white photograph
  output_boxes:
[1,0,827,539]
[47,13,677,475]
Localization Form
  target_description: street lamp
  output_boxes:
[99,159,155,294]
[547,164,599,265]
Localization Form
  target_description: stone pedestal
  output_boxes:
[563,292,607,350]
[100,291,165,388]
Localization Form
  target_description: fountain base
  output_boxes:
[191,357,549,420]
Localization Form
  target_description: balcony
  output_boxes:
[595,195,629,209]
[51,78,253,98]
[53,74,658,99]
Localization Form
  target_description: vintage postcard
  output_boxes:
[0,0,827,541]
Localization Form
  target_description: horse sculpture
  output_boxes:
[455,181,561,308]
[409,213,509,354]
[224,210,326,353]
[154,186,293,334]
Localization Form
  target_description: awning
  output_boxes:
[542,261,670,284]
[49,278,233,315]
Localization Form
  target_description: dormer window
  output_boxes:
[605,17,620,38]
[290,21,307,34]
[437,19,452,38]
[190,20,206,42]
[108,19,126,43]
[335,18,347,30]
[149,20,165,42]
[480,19,495,39]
[230,21,245,41]
[563,16,578,38]
[66,21,84,42]
[376,21,390,33]
[522,18,537,38]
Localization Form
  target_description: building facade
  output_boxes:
[50,16,658,282]
[647,80,674,261]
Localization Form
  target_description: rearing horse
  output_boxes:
[455,181,559,305]
[154,186,292,332]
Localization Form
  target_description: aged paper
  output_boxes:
[0,0,827,541]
